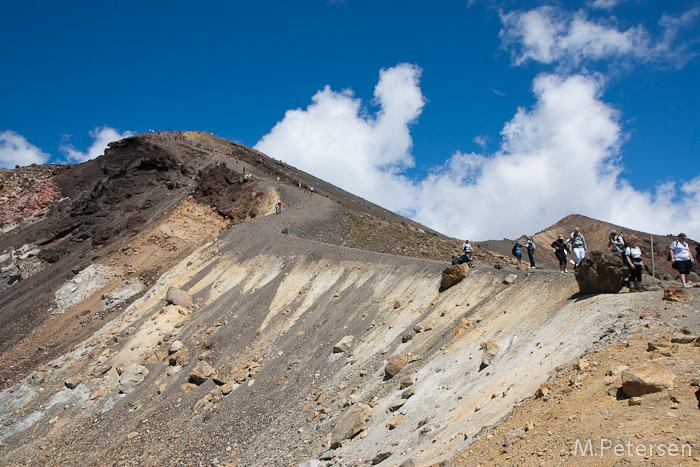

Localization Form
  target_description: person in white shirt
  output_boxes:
[624,236,644,291]
[462,240,473,262]
[670,233,695,288]
[568,227,587,267]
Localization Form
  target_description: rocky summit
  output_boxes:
[0,132,698,467]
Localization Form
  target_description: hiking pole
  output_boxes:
[650,235,655,278]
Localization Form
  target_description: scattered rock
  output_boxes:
[181,383,197,394]
[398,460,417,467]
[119,363,149,394]
[663,286,693,303]
[298,461,324,467]
[371,449,394,464]
[639,308,659,319]
[333,335,354,353]
[168,340,184,354]
[331,403,372,447]
[453,317,472,338]
[65,376,82,389]
[503,274,518,285]
[481,340,504,367]
[647,341,677,356]
[189,361,216,385]
[166,287,194,309]
[620,364,676,397]
[399,377,414,390]
[628,397,642,406]
[387,414,404,429]
[671,332,697,344]
[504,428,525,446]
[385,353,409,378]
[535,384,551,398]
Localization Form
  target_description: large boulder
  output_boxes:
[620,363,676,397]
[574,251,627,294]
[441,264,468,289]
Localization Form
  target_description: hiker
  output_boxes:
[512,242,523,270]
[567,227,587,268]
[551,234,568,273]
[608,230,624,253]
[669,233,694,288]
[526,237,536,268]
[275,201,282,214]
[625,236,644,291]
[462,240,474,263]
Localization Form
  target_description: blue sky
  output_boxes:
[2,0,699,240]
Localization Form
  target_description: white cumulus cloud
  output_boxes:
[500,6,699,70]
[0,130,51,168]
[60,126,135,164]
[254,63,424,212]
[254,66,700,240]
[410,73,700,240]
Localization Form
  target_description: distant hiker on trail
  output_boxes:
[452,240,473,266]
[526,237,536,268]
[567,227,587,268]
[608,230,624,253]
[275,201,282,214]
[462,240,473,258]
[670,233,694,288]
[625,236,644,291]
[512,242,523,270]
[462,240,474,263]
[551,234,568,273]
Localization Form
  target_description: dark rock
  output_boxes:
[574,251,627,294]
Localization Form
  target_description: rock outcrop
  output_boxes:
[574,250,627,294]
[441,263,468,289]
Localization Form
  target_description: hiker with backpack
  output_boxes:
[624,236,644,291]
[670,233,694,288]
[608,230,625,253]
[567,227,587,268]
[526,237,536,268]
[512,241,523,270]
[551,234,568,273]
[452,240,474,266]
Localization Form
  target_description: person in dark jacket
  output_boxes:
[551,234,568,273]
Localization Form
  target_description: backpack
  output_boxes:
[512,244,520,256]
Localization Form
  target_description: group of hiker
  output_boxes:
[459,228,697,289]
